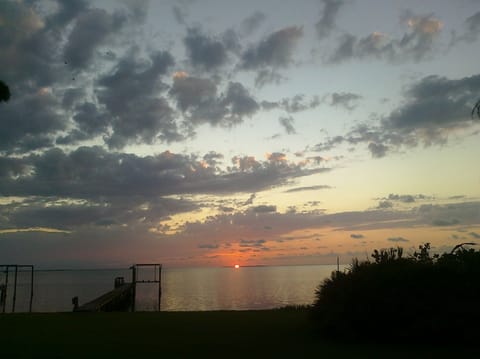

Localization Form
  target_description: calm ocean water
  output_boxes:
[0,265,344,313]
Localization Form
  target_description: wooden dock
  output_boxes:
[74,283,134,312]
[73,264,162,312]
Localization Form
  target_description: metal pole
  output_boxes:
[29,266,34,313]
[131,266,136,312]
[2,266,8,313]
[158,265,162,312]
[12,265,18,313]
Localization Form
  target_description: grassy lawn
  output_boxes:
[1,309,478,358]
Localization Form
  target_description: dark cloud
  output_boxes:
[262,94,321,113]
[327,11,443,64]
[279,116,296,134]
[368,142,388,158]
[0,1,70,87]
[170,75,217,112]
[239,239,266,247]
[254,69,286,88]
[350,234,364,239]
[63,8,127,69]
[241,11,266,36]
[389,194,415,203]
[315,0,345,40]
[223,82,259,121]
[95,50,180,148]
[284,185,331,193]
[385,74,480,132]
[387,237,409,242]
[0,195,198,230]
[172,5,188,25]
[432,219,460,227]
[198,243,219,249]
[72,102,110,137]
[183,27,236,71]
[329,92,362,110]
[170,75,259,127]
[463,11,480,42]
[380,194,432,204]
[252,205,277,213]
[0,147,329,199]
[241,26,303,69]
[377,201,393,209]
[313,135,345,152]
[203,151,224,167]
[313,73,480,158]
[0,90,65,153]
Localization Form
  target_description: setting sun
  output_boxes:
[234,264,240,269]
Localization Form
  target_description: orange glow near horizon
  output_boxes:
[234,264,240,269]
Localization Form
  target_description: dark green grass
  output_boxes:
[1,308,479,358]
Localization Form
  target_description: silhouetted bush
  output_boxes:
[312,243,480,343]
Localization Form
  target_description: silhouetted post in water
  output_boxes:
[336,257,340,272]
[0,265,34,313]
[1,268,7,313]
[29,269,34,312]
[12,266,18,313]
[131,266,136,312]
[0,284,5,309]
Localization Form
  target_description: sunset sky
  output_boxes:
[1,0,480,268]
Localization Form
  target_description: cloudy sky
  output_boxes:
[1,0,480,268]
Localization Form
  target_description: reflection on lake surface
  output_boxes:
[1,265,344,312]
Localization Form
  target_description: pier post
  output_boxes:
[29,267,34,312]
[2,268,7,313]
[158,264,162,311]
[131,266,136,312]
[12,266,18,313]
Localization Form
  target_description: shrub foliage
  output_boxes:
[312,243,480,342]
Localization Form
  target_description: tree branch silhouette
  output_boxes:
[0,80,10,102]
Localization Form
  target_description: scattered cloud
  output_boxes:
[313,73,480,158]
[328,92,362,110]
[170,74,259,128]
[96,50,179,148]
[379,194,432,204]
[241,11,266,36]
[198,243,219,249]
[432,219,460,227]
[284,185,331,193]
[63,8,128,69]
[387,237,409,242]
[350,233,364,239]
[241,26,303,69]
[327,11,443,64]
[279,116,296,134]
[183,27,238,71]
[239,239,267,248]
[262,94,321,113]
[377,201,393,209]
[240,26,303,86]
[252,205,277,213]
[315,0,345,40]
